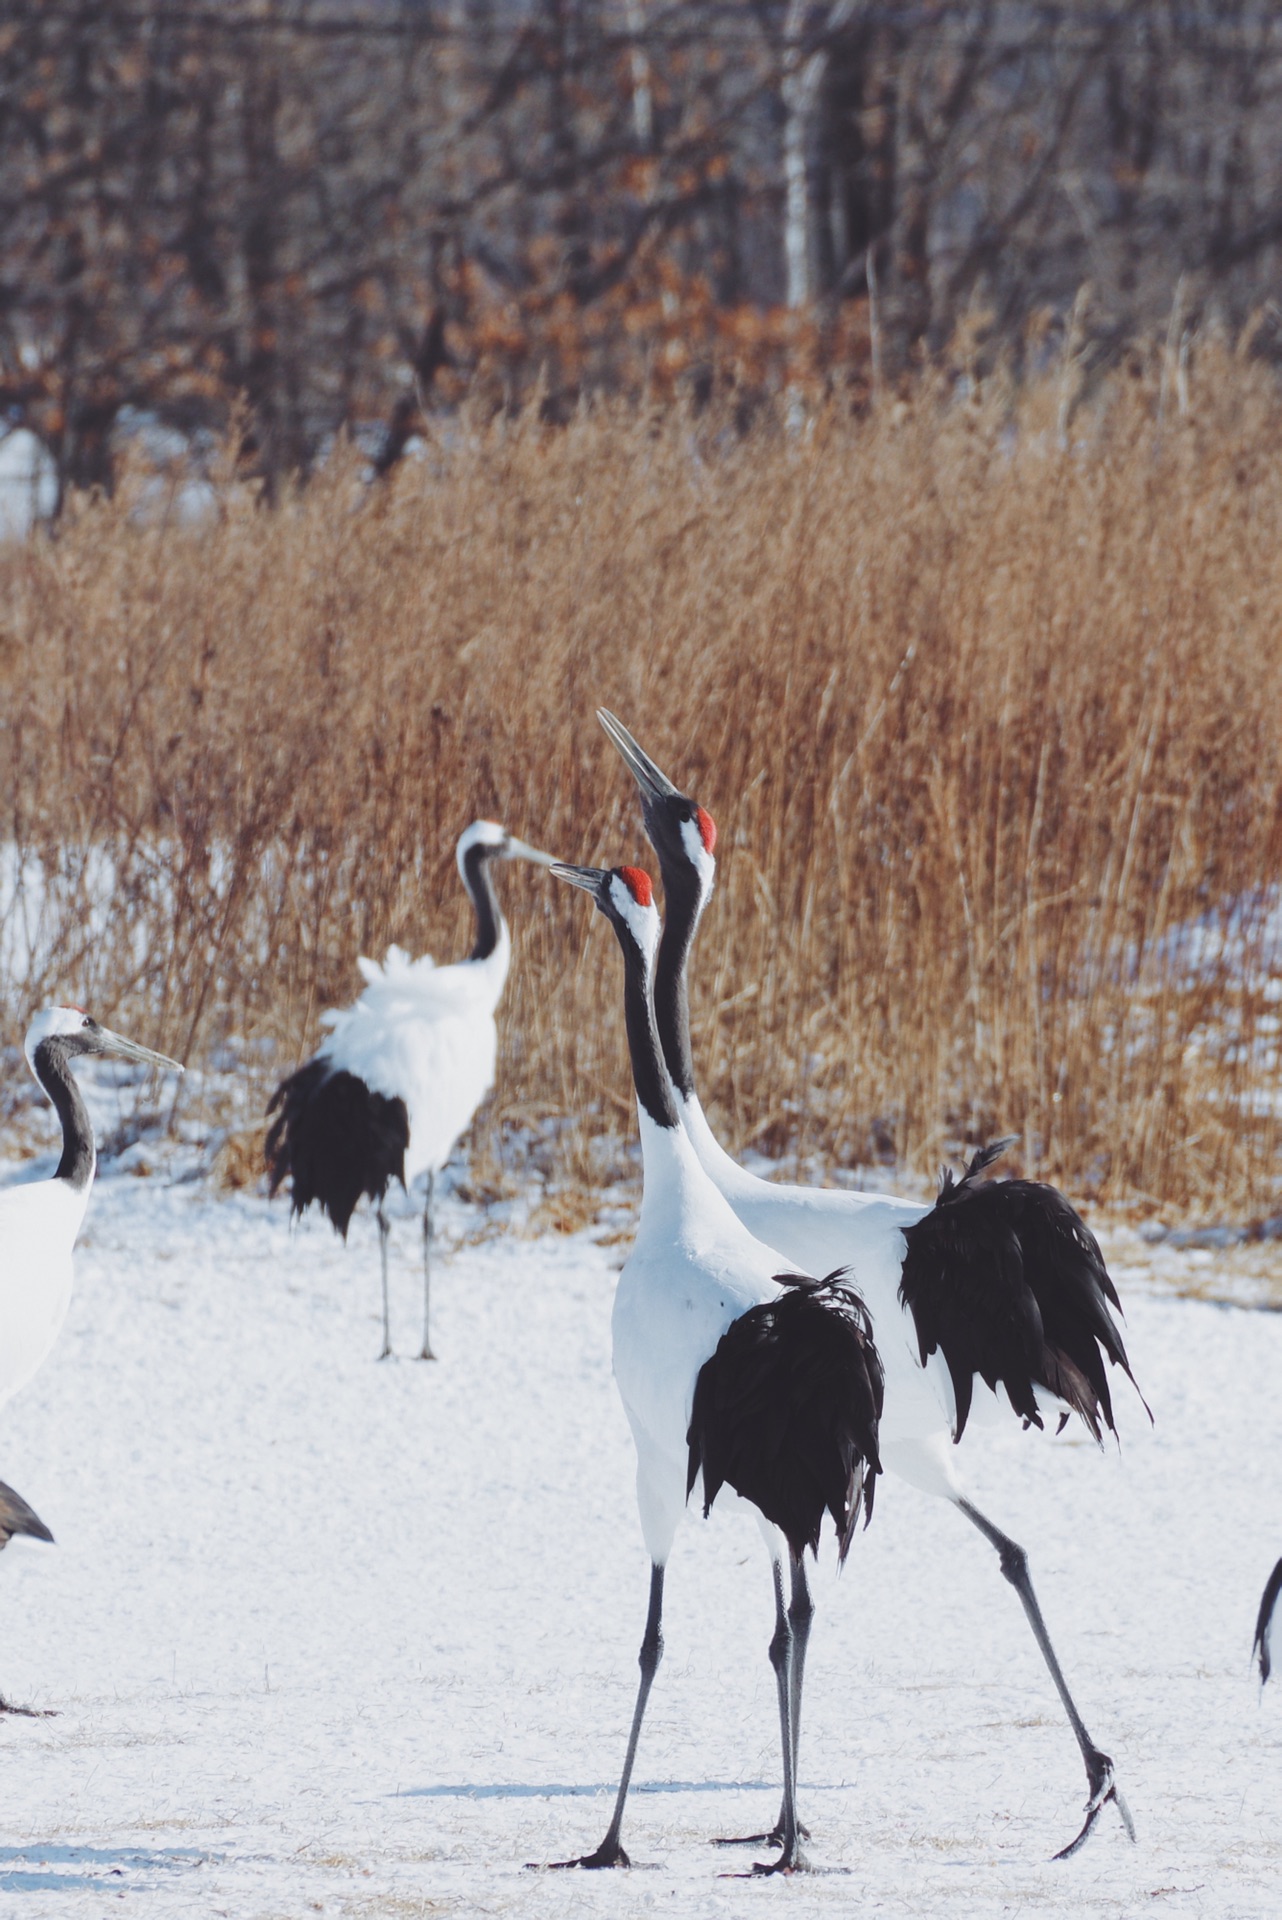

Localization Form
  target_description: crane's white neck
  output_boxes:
[673,1086,758,1200]
[636,1102,723,1228]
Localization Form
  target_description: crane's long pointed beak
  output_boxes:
[504,836,559,868]
[96,1028,185,1074]
[550,861,608,894]
[597,709,684,801]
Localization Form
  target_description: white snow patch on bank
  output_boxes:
[0,1175,1275,1915]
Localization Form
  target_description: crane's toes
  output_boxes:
[544,1841,631,1870]
[0,1696,56,1718]
[712,1819,810,1847]
[722,1844,809,1878]
[1112,1785,1137,1843]
[1051,1750,1134,1860]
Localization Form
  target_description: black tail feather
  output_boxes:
[900,1142,1148,1444]
[0,1480,53,1548]
[264,1058,409,1236]
[687,1273,884,1564]
[1255,1557,1282,1685]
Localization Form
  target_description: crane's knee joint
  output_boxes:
[768,1621,793,1676]
[788,1587,814,1635]
[639,1629,663,1678]
[998,1539,1029,1587]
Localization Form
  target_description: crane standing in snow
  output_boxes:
[598,708,1149,1859]
[0,1006,183,1709]
[547,859,883,1875]
[265,820,556,1360]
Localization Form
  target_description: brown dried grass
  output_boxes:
[2,344,1281,1214]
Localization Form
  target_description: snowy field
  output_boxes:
[0,1160,1279,1919]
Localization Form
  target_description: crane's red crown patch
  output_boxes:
[619,866,654,907]
[696,807,717,854]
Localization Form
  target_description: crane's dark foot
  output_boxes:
[1052,1748,1135,1860]
[546,1839,630,1869]
[417,1346,437,1362]
[751,1845,809,1876]
[712,1819,810,1847]
[0,1696,56,1718]
[376,1345,393,1362]
[721,1841,810,1878]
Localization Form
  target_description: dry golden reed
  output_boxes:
[2,345,1281,1215]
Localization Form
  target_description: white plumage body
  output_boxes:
[673,1091,1019,1494]
[664,884,1116,1488]
[318,931,511,1184]
[615,1110,784,1562]
[0,1177,86,1412]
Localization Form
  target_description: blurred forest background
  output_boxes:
[3,2,1282,1218]
[8,1,1282,506]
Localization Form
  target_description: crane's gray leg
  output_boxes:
[549,1563,665,1869]
[786,1554,814,1806]
[746,1555,808,1874]
[957,1497,1135,1858]
[418,1170,437,1362]
[714,1555,814,1853]
[376,1205,392,1360]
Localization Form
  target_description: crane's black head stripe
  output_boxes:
[30,1038,95,1190]
[460,840,504,960]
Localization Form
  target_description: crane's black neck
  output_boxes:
[652,861,704,1102]
[460,844,504,961]
[615,923,681,1132]
[32,1039,96,1191]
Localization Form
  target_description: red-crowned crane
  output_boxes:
[544,859,883,1875]
[0,1006,182,1709]
[265,820,556,1360]
[598,708,1150,1859]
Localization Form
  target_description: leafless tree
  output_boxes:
[5,1,1282,507]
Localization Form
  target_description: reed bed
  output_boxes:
[2,346,1281,1215]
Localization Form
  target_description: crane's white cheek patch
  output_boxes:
[608,877,659,961]
[678,817,717,899]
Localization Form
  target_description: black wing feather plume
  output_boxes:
[687,1271,884,1564]
[0,1478,53,1548]
[1254,1557,1282,1685]
[264,1059,409,1236]
[899,1141,1149,1444]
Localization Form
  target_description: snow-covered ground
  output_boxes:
[0,1162,1278,1919]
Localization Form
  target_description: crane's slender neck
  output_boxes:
[32,1040,96,1191]
[461,846,504,961]
[616,927,681,1133]
[652,861,706,1102]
